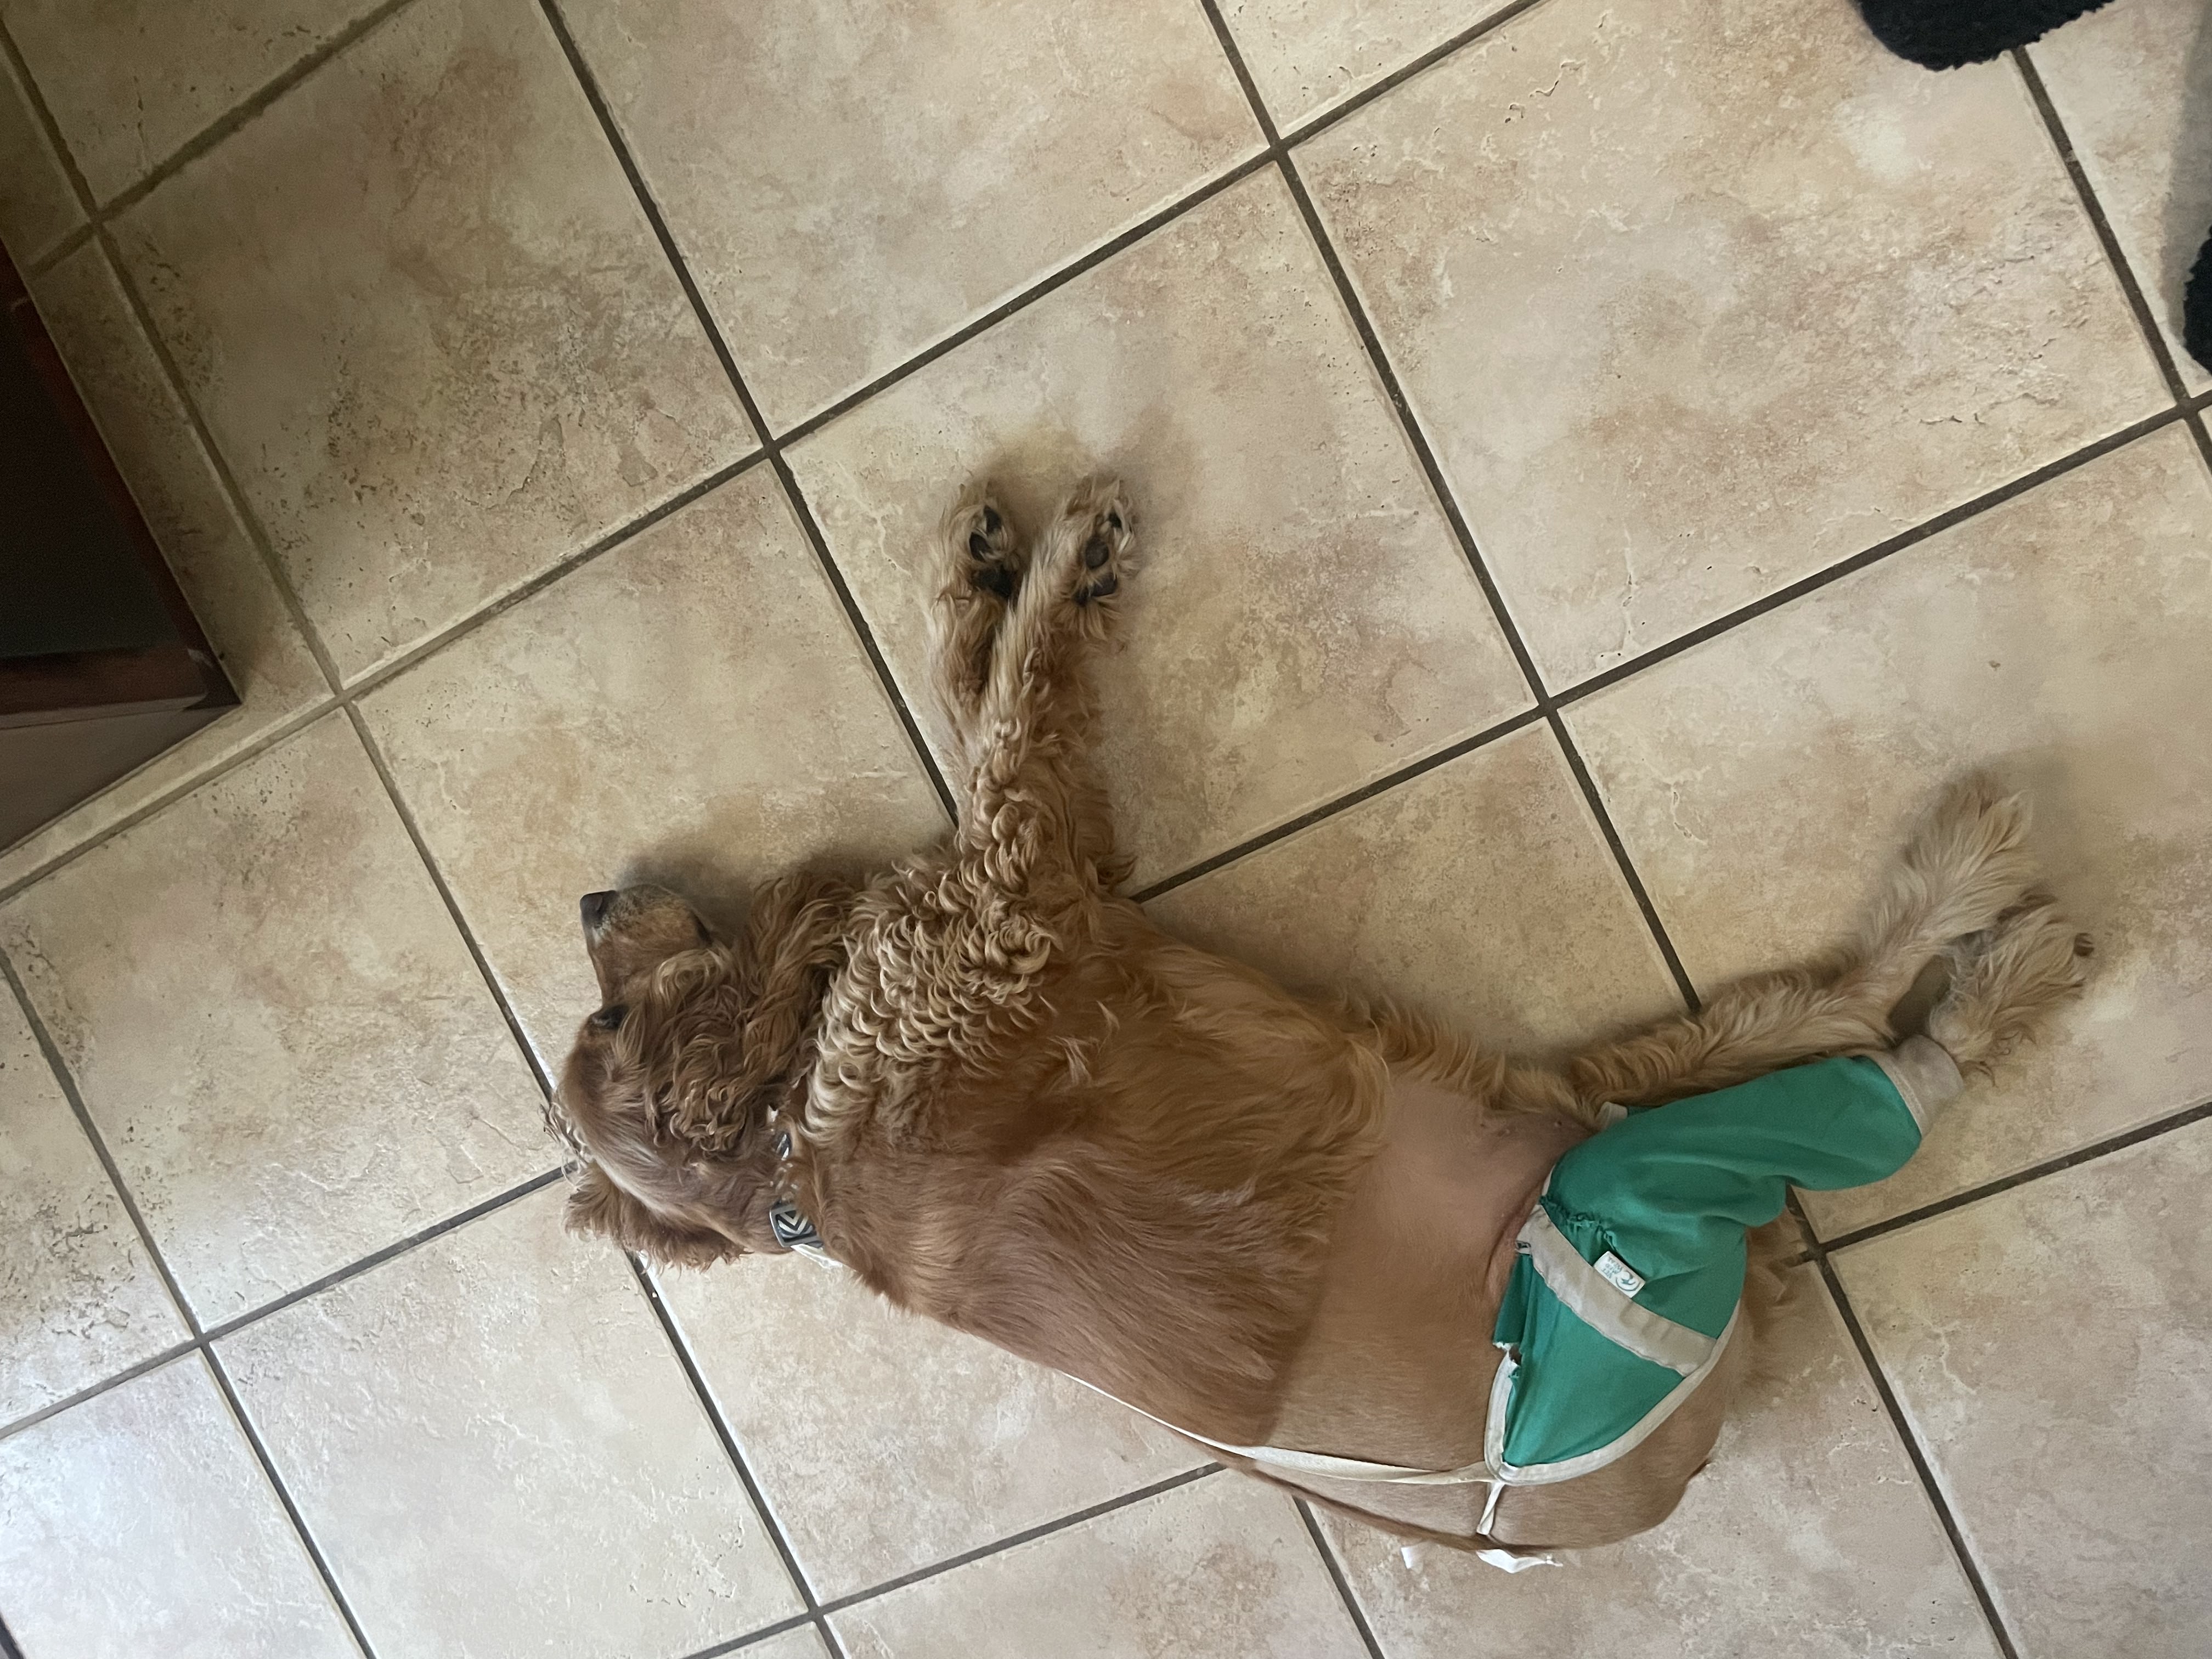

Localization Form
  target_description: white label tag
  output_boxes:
[1595,1251,1645,1299]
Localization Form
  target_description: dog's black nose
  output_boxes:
[580,890,616,929]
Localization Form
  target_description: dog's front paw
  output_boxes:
[947,486,1023,601]
[1058,477,1133,607]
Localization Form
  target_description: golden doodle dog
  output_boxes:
[553,477,2088,1561]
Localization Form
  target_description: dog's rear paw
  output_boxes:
[1925,891,2092,1074]
[1058,477,1133,608]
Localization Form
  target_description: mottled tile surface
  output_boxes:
[0,715,549,1321]
[1839,1121,2212,1659]
[2,239,329,889]
[0,40,76,261]
[792,170,1530,889]
[218,1186,803,1658]
[1148,723,1679,1052]
[659,1253,1198,1598]
[1570,426,2212,1233]
[0,1355,357,1659]
[2032,0,2212,391]
[2,0,2205,1650]
[107,0,751,679]
[359,466,946,1066]
[745,1630,833,1659]
[1218,0,1509,127]
[831,1476,1368,1659]
[1298,0,2168,686]
[0,986,184,1425]
[0,0,381,202]
[1322,1267,2003,1659]
[560,0,1259,430]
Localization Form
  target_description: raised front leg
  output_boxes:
[961,476,1135,895]
[928,481,1028,781]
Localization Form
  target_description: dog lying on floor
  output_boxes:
[551,477,2089,1561]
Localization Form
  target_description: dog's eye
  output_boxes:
[590,1004,628,1031]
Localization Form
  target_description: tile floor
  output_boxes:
[1,0,2208,1654]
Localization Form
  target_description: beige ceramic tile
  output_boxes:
[1218,0,1510,128]
[2033,0,2212,391]
[831,1475,1367,1659]
[1148,722,1679,1053]
[0,714,549,1322]
[1298,0,2169,687]
[360,466,946,1067]
[1321,1265,2001,1659]
[0,1353,357,1659]
[218,1185,802,1658]
[1838,1121,2212,1658]
[0,983,184,1424]
[742,1632,833,1659]
[1,239,329,890]
[658,1252,1199,1598]
[108,0,752,680]
[0,39,77,261]
[1567,425,2212,1235]
[561,0,1259,430]
[791,170,1531,890]
[0,0,381,203]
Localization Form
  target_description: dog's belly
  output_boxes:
[1265,1071,1587,1472]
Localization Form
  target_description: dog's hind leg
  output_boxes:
[959,476,1135,893]
[1563,777,2066,1109]
[929,482,1028,784]
[1923,891,2092,1074]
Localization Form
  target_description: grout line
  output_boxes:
[1273,0,1554,150]
[1810,1257,2022,1659]
[0,1167,563,1446]
[88,202,566,1122]
[1544,709,1698,1003]
[2013,48,2212,473]
[679,1612,823,1659]
[0,1342,201,1444]
[0,949,196,1326]
[2012,48,2194,404]
[1815,1096,2212,1255]
[1129,708,1545,902]
[814,1465,1224,1619]
[342,707,557,1099]
[0,1610,20,1659]
[0,950,377,1655]
[1196,0,1704,1010]
[534,0,956,827]
[18,0,422,265]
[0,693,340,906]
[201,1349,380,1658]
[195,1167,568,1343]
[1294,1499,1387,1659]
[1550,403,2191,709]
[1126,399,2183,908]
[333,449,768,698]
[769,150,1275,450]
[624,1257,849,1659]
[0,441,767,909]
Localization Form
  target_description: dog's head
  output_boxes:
[554,883,786,1267]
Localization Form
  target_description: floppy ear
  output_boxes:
[564,1164,743,1269]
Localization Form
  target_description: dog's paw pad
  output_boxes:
[1065,483,1132,607]
[951,493,1020,597]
